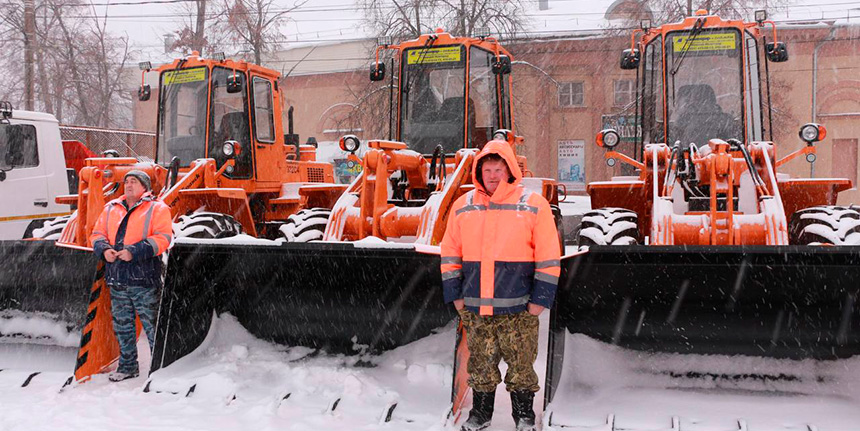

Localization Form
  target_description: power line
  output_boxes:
[42,0,860,20]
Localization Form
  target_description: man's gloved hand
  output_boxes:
[103,249,118,263]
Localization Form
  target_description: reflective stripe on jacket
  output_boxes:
[90,192,173,287]
[440,140,561,315]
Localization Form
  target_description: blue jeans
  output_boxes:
[110,285,158,374]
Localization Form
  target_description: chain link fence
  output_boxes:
[59,125,156,162]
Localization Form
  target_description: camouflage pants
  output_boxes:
[110,285,158,375]
[459,309,540,393]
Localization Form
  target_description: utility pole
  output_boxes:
[687,0,693,16]
[414,2,421,36]
[194,0,206,53]
[24,0,36,110]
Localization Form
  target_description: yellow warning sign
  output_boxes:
[163,68,207,85]
[407,46,462,65]
[672,32,737,53]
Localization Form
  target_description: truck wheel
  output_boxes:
[25,215,72,240]
[789,205,860,245]
[576,207,640,246]
[280,208,331,242]
[174,212,243,239]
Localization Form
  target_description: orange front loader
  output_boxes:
[544,10,860,428]
[0,53,347,384]
[146,33,563,404]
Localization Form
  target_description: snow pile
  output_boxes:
[547,334,860,430]
[0,310,80,347]
[349,236,415,249]
[138,313,456,430]
[175,234,284,246]
[559,195,591,217]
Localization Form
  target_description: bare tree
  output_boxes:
[0,0,135,127]
[170,0,228,55]
[360,0,531,40]
[618,0,790,27]
[224,0,306,65]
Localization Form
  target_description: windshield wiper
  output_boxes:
[670,18,705,76]
[401,36,438,109]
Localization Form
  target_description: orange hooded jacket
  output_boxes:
[90,192,173,287]
[440,140,561,315]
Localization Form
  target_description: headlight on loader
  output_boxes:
[596,129,621,149]
[799,123,826,144]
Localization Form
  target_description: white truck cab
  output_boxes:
[0,105,74,240]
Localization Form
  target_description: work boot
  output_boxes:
[461,390,495,431]
[108,370,139,382]
[510,390,536,431]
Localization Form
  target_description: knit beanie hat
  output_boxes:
[124,170,152,192]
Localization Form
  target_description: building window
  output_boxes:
[614,79,635,107]
[833,139,858,187]
[558,82,584,107]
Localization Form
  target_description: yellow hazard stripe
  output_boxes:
[0,212,72,223]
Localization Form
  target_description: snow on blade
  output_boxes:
[0,310,80,347]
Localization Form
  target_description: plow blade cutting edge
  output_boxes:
[151,241,455,372]
[545,245,860,427]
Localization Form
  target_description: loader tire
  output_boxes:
[576,207,640,246]
[24,215,71,240]
[789,205,860,245]
[280,208,331,242]
[174,212,243,239]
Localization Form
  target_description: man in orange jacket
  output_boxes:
[441,141,561,431]
[90,170,173,382]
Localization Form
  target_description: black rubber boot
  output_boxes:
[461,390,495,431]
[510,390,536,431]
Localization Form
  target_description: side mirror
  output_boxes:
[620,49,640,70]
[766,42,788,62]
[492,55,512,75]
[226,75,242,93]
[370,62,385,81]
[138,85,151,101]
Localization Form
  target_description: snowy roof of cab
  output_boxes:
[7,109,59,124]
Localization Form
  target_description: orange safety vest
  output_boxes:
[440,141,561,315]
[90,192,172,256]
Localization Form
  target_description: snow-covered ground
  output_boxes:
[0,312,549,431]
[3,307,860,430]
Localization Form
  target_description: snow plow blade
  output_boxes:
[0,240,93,341]
[151,241,454,372]
[545,245,860,426]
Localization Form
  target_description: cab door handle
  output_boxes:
[34,200,48,207]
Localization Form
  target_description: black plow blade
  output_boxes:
[0,240,94,337]
[152,242,453,372]
[544,246,860,428]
